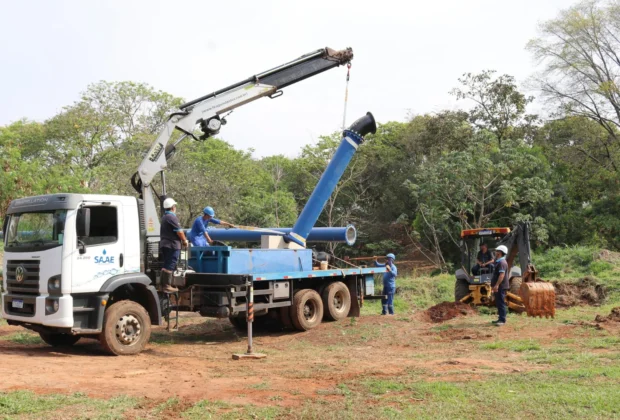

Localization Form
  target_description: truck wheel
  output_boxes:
[279,307,294,329]
[454,279,470,302]
[39,332,80,347]
[322,282,351,321]
[100,300,151,356]
[291,289,323,331]
[229,315,246,331]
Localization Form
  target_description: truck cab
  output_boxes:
[2,193,161,354]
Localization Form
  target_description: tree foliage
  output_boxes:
[2,0,620,272]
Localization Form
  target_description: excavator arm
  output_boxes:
[498,222,532,277]
[133,47,353,236]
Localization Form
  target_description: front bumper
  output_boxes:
[2,293,74,328]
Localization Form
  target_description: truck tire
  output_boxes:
[39,332,80,347]
[100,300,151,356]
[278,307,294,329]
[229,315,246,331]
[322,282,351,321]
[454,279,470,302]
[291,289,323,331]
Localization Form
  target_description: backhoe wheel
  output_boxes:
[39,332,80,347]
[322,282,351,321]
[454,279,470,302]
[100,300,151,356]
[291,289,324,331]
[509,276,522,296]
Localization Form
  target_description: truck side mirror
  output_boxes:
[76,208,91,238]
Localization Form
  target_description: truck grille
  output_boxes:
[6,260,40,296]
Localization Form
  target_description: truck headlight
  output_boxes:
[45,298,59,315]
[48,275,61,295]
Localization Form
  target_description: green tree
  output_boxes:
[0,121,83,220]
[451,70,537,144]
[527,0,620,164]
[407,132,552,267]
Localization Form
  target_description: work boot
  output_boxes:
[161,271,178,293]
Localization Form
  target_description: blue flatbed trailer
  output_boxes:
[167,246,386,331]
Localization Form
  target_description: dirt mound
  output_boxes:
[426,302,477,323]
[595,307,620,323]
[553,277,607,307]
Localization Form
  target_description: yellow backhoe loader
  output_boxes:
[454,222,555,318]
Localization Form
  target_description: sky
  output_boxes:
[0,0,575,158]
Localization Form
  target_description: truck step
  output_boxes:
[364,295,387,300]
[73,307,96,313]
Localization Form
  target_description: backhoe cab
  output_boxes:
[454,223,556,318]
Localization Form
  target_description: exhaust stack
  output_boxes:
[284,112,376,247]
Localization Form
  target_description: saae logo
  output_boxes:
[94,249,115,264]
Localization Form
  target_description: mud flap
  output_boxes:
[346,277,361,317]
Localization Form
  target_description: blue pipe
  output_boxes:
[284,112,376,246]
[184,225,357,245]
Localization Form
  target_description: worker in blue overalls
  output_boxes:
[375,253,398,315]
[188,206,235,246]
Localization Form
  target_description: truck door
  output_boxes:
[72,202,125,294]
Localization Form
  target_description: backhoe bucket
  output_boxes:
[519,265,556,318]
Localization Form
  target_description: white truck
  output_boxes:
[2,47,383,356]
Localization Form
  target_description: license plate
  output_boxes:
[12,299,24,309]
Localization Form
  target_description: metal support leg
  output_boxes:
[165,291,179,332]
[233,279,266,360]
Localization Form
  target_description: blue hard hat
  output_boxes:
[203,206,215,217]
[386,253,396,260]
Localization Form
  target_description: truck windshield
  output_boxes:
[5,210,68,250]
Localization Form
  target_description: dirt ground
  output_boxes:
[1,307,615,413]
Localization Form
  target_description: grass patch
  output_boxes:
[480,339,541,352]
[151,397,180,416]
[586,336,620,349]
[181,400,282,420]
[0,391,139,419]
[1,332,42,345]
[361,274,453,316]
[0,391,86,416]
[343,366,620,419]
[249,381,269,390]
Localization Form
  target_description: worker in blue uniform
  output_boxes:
[188,206,235,246]
[375,253,398,315]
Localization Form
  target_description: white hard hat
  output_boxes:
[163,198,177,209]
[496,245,508,255]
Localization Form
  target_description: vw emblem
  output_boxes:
[15,266,25,283]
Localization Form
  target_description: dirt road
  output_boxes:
[2,308,612,410]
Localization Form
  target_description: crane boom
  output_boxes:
[133,47,353,237]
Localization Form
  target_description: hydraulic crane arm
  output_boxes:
[133,47,353,237]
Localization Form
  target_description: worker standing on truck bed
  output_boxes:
[375,253,397,315]
[188,206,234,246]
[491,245,509,326]
[160,198,189,293]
